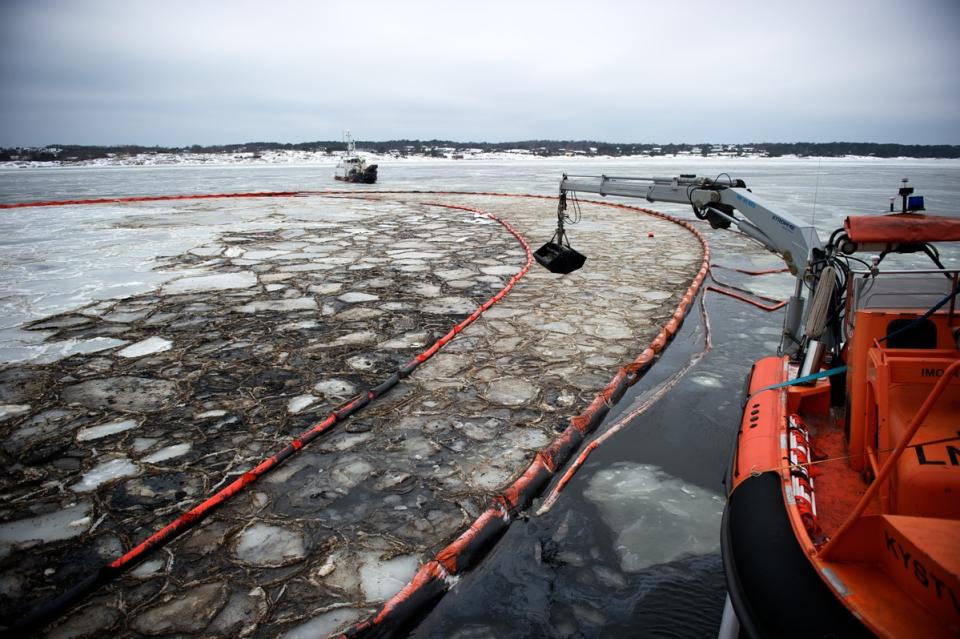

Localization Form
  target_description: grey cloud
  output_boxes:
[1,0,958,146]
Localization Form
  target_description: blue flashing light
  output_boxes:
[907,195,925,211]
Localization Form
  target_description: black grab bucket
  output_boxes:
[534,241,587,274]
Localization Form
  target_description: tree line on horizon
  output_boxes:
[2,140,959,161]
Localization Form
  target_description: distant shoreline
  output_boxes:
[3,140,959,165]
[3,149,960,170]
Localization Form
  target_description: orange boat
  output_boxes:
[556,174,960,638]
[724,220,960,637]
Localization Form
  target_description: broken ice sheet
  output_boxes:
[70,458,140,492]
[162,271,257,294]
[338,291,380,303]
[281,608,366,639]
[0,404,30,421]
[233,523,306,567]
[117,336,173,358]
[287,394,317,414]
[0,502,92,558]
[141,443,191,463]
[313,379,356,399]
[582,463,723,571]
[359,554,420,601]
[76,418,139,442]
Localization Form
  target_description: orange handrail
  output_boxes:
[818,359,960,560]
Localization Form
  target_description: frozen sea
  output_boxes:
[1,157,959,636]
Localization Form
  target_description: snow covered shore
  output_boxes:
[0,148,924,170]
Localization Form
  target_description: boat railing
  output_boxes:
[845,268,960,333]
[818,358,960,560]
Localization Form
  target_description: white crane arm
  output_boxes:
[557,173,825,354]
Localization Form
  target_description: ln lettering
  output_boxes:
[915,432,960,466]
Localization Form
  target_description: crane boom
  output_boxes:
[557,173,824,355]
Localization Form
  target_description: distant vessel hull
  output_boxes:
[334,164,378,184]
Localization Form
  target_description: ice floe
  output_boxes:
[130,582,227,635]
[233,298,317,313]
[287,395,317,414]
[62,376,178,412]
[163,271,257,294]
[0,404,30,421]
[483,378,537,406]
[281,608,366,639]
[70,458,140,492]
[422,297,477,314]
[0,502,92,556]
[338,292,380,303]
[359,553,420,601]
[234,523,306,567]
[583,463,723,571]
[76,418,139,441]
[313,379,356,399]
[141,443,191,463]
[130,557,166,578]
[195,409,228,419]
[117,336,173,358]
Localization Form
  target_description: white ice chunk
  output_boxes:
[195,409,227,419]
[689,375,723,388]
[639,291,673,301]
[70,458,139,492]
[77,418,139,442]
[308,282,342,295]
[162,271,257,294]
[422,297,477,314]
[130,558,166,578]
[332,331,379,346]
[379,331,430,349]
[287,395,317,414]
[479,265,519,275]
[188,246,223,257]
[359,554,420,602]
[132,437,158,452]
[484,378,536,406]
[141,443,191,463]
[388,251,445,260]
[117,337,173,358]
[313,379,356,398]
[233,298,317,313]
[0,404,30,421]
[234,523,306,567]
[280,608,365,639]
[338,292,380,303]
[583,463,723,572]
[0,502,92,556]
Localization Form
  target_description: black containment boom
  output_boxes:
[535,191,587,274]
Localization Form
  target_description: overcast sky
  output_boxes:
[1,0,958,146]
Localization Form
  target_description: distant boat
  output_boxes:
[334,133,377,184]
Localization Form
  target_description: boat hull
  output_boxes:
[335,164,378,184]
[722,472,870,638]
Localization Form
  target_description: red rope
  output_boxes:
[706,285,788,311]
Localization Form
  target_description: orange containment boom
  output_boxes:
[844,213,960,243]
